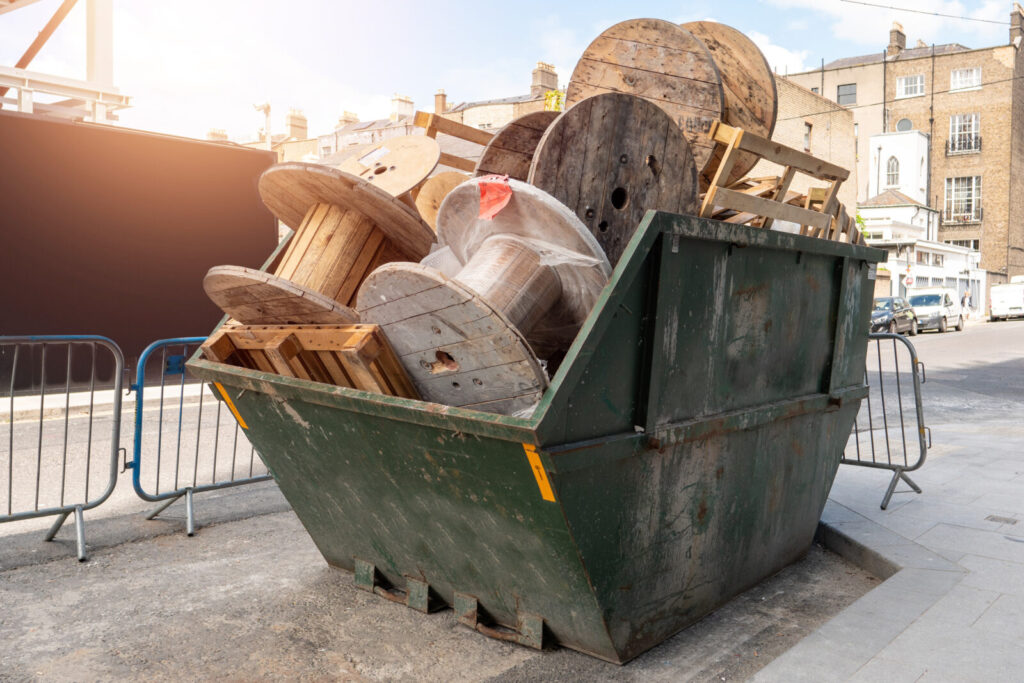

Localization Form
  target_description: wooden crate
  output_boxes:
[700,122,865,245]
[201,324,419,399]
[413,110,493,173]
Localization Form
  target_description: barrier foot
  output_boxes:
[185,488,195,537]
[43,511,70,542]
[881,469,922,510]
[74,506,87,562]
[146,494,182,520]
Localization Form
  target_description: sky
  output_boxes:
[0,0,1014,141]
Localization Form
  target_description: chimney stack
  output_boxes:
[887,22,906,57]
[285,108,308,139]
[390,94,414,122]
[1012,3,1024,46]
[206,128,228,142]
[337,111,359,128]
[435,89,447,114]
[531,62,558,98]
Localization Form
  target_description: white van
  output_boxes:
[990,276,1024,321]
[906,288,964,333]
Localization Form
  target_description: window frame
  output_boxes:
[950,67,982,92]
[837,83,857,105]
[896,74,925,99]
[948,113,980,154]
[943,175,983,223]
[886,156,900,187]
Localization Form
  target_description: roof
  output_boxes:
[860,189,927,208]
[447,93,539,113]
[821,43,970,70]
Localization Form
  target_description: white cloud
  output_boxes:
[748,31,812,74]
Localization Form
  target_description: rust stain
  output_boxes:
[715,466,724,480]
[733,283,768,298]
[697,499,708,523]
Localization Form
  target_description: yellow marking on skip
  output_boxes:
[523,443,555,502]
[213,382,249,430]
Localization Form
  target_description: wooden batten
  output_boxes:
[201,324,418,399]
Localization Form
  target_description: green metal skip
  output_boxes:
[188,212,885,663]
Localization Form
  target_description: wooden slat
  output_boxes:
[438,152,476,172]
[711,188,832,231]
[711,121,849,181]
[202,324,418,398]
[413,111,494,146]
[760,166,796,230]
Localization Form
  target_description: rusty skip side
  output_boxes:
[188,212,884,663]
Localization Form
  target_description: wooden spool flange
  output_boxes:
[473,110,559,181]
[337,135,440,198]
[203,163,435,325]
[566,18,724,176]
[414,171,470,230]
[681,21,778,188]
[529,92,700,266]
[357,178,610,415]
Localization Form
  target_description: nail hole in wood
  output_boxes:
[429,351,459,374]
[645,154,661,176]
[598,221,609,232]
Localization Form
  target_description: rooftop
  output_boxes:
[819,43,971,70]
[446,93,539,112]
[860,189,929,208]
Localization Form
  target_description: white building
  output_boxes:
[860,190,986,312]
[866,130,929,204]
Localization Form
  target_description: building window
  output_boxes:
[944,176,982,223]
[947,239,981,251]
[886,156,900,186]
[947,113,981,154]
[950,67,982,91]
[933,253,944,267]
[803,122,812,151]
[896,74,925,98]
[916,251,930,265]
[837,83,857,105]
[811,87,819,94]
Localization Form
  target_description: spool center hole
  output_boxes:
[374,166,388,175]
[429,350,459,374]
[611,187,628,210]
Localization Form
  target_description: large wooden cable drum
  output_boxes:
[357,178,610,414]
[566,18,724,177]
[681,21,778,187]
[203,163,435,325]
[473,110,559,181]
[529,92,699,266]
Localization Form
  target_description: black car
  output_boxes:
[871,296,918,335]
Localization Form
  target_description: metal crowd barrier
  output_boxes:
[842,332,930,509]
[0,336,124,560]
[127,337,270,535]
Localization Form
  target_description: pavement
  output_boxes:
[1,317,1022,680]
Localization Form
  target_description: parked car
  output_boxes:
[907,288,964,333]
[990,276,1024,321]
[871,296,918,335]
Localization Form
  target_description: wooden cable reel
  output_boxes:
[566,18,724,177]
[356,178,610,415]
[680,21,778,188]
[414,171,470,230]
[529,92,700,266]
[337,135,440,207]
[473,110,559,181]
[203,163,435,325]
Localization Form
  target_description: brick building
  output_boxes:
[788,4,1024,282]
[750,77,858,211]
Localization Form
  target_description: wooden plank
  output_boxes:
[413,111,494,146]
[760,166,796,230]
[438,152,475,173]
[733,129,849,181]
[711,188,832,231]
[699,125,742,218]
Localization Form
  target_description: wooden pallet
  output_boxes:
[699,122,865,245]
[413,111,493,173]
[201,324,419,399]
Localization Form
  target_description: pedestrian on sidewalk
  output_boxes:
[962,289,972,319]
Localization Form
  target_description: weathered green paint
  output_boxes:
[188,212,885,663]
